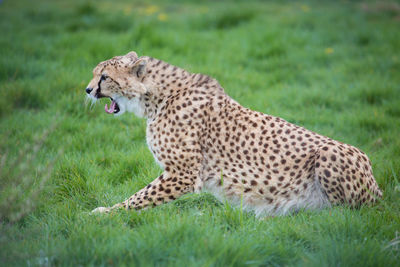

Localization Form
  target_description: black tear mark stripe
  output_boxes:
[97,75,121,98]
[96,65,107,92]
[95,77,103,98]
[97,64,123,95]
[97,77,103,92]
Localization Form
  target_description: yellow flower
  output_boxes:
[144,5,159,15]
[123,6,132,15]
[301,5,310,12]
[325,47,334,54]
[199,6,209,14]
[158,13,168,21]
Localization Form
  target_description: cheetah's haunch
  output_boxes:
[86,51,382,216]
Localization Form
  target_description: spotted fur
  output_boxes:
[87,51,382,216]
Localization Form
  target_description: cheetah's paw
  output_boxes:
[91,207,111,213]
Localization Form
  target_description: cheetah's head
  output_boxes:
[85,51,148,116]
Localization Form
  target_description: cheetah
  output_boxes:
[86,51,382,216]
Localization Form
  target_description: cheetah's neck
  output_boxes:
[139,56,223,119]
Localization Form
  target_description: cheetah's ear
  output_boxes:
[130,58,147,78]
[126,51,138,60]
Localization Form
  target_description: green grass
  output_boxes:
[1,0,400,265]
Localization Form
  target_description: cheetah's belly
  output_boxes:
[201,169,331,216]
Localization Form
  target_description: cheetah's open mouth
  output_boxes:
[105,98,120,114]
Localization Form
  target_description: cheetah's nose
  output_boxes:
[86,87,93,94]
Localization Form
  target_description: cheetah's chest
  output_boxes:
[146,120,165,169]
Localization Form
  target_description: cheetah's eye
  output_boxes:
[101,74,108,81]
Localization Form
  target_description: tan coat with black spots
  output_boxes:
[86,51,382,216]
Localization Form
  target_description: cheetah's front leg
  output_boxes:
[92,171,196,213]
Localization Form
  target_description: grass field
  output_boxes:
[1,0,400,266]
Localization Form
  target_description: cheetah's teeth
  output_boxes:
[105,100,116,114]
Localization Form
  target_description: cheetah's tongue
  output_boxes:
[105,100,116,114]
